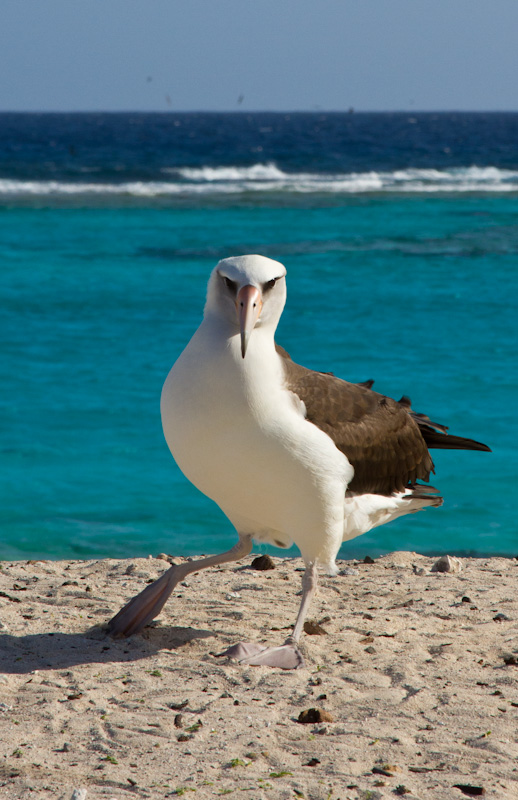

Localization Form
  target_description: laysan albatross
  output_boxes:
[108,254,490,668]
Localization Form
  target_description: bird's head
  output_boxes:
[205,255,287,357]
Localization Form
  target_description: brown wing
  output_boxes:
[276,345,434,495]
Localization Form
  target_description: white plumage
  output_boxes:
[162,255,352,571]
[108,254,488,668]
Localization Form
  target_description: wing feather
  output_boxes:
[276,345,434,495]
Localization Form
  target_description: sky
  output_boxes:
[1,0,518,112]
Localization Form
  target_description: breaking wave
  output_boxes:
[1,164,518,199]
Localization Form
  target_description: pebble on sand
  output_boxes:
[297,708,334,724]
[431,555,463,573]
[251,554,276,570]
[303,619,328,635]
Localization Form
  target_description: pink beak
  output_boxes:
[237,284,263,358]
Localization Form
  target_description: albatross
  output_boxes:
[108,254,490,668]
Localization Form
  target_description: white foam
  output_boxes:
[172,162,287,181]
[1,165,518,198]
[0,179,197,197]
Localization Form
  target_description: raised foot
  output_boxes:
[107,566,179,638]
[216,641,304,670]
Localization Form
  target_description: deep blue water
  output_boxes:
[1,113,516,561]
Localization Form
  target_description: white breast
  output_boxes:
[160,322,353,568]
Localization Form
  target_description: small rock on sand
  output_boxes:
[431,555,462,573]
[297,708,334,724]
[251,554,276,570]
[303,620,328,635]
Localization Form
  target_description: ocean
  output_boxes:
[1,112,516,562]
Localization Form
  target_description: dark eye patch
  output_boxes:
[263,278,278,292]
[222,275,238,295]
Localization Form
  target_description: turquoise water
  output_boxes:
[1,113,517,560]
[2,194,515,560]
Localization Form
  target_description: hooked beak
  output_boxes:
[237,284,263,358]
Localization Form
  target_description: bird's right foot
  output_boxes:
[216,641,304,669]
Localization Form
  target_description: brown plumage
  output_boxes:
[107,254,491,671]
[276,345,490,497]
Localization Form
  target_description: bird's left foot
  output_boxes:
[216,641,304,669]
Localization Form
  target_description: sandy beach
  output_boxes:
[1,551,517,799]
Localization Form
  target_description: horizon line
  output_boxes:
[1,108,518,115]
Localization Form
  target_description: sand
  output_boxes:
[1,551,517,800]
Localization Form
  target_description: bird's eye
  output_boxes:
[264,278,277,292]
[223,276,237,295]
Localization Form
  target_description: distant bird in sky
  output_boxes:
[108,255,490,669]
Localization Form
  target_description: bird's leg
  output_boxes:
[107,535,253,637]
[218,562,317,670]
[285,561,318,645]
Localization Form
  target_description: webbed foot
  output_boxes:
[108,566,180,637]
[217,641,304,669]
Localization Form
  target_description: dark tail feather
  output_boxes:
[404,483,444,506]
[419,427,491,452]
[398,395,491,452]
[399,396,449,433]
